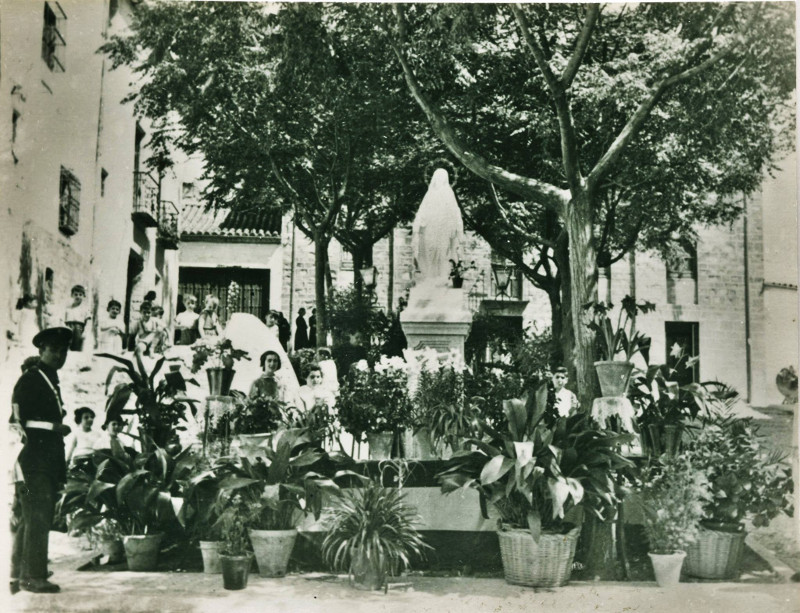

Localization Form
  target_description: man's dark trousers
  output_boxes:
[11,472,58,581]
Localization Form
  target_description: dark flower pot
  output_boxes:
[220,553,253,590]
[207,367,235,396]
[452,277,464,289]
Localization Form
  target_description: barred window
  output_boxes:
[42,2,67,73]
[59,166,80,236]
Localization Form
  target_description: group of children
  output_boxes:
[64,406,128,466]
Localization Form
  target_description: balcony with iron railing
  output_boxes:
[132,171,160,227]
[157,200,180,250]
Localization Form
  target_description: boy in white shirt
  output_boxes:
[552,367,579,418]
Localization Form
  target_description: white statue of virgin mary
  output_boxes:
[411,168,463,282]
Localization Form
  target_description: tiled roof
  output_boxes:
[180,203,282,239]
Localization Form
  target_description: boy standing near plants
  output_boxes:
[552,367,579,418]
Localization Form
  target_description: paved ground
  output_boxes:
[7,567,800,613]
[5,531,800,613]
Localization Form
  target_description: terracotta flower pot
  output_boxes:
[199,540,222,574]
[594,361,635,397]
[648,550,686,587]
[123,533,163,571]
[350,550,386,591]
[366,431,394,459]
[249,529,297,577]
[403,428,436,459]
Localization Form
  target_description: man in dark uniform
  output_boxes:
[10,326,72,594]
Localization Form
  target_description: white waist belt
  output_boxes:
[24,420,57,431]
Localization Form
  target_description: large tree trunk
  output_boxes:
[564,190,599,410]
[546,286,564,367]
[314,232,330,349]
[553,231,574,379]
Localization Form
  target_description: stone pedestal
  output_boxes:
[400,280,472,359]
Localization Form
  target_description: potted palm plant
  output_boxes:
[638,457,711,586]
[584,296,655,396]
[437,394,633,587]
[218,427,359,577]
[322,479,431,590]
[682,413,794,579]
[628,346,711,457]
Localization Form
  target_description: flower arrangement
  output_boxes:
[583,295,655,361]
[190,337,249,373]
[226,281,240,321]
[337,356,412,439]
[448,259,476,282]
[405,348,478,450]
[638,457,712,554]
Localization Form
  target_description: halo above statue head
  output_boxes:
[424,158,459,189]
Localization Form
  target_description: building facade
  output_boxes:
[1,0,181,367]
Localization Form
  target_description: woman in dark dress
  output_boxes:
[309,308,317,348]
[294,308,309,351]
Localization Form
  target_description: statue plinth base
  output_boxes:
[400,280,471,359]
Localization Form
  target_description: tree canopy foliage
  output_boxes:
[102,2,438,342]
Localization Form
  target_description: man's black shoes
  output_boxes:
[21,578,61,593]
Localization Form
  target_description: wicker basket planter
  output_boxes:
[684,525,746,579]
[497,526,581,587]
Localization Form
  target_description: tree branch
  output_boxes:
[487,183,556,249]
[511,4,560,94]
[561,5,600,88]
[511,4,584,195]
[390,5,568,211]
[586,7,759,191]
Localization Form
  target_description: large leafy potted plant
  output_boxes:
[437,394,633,587]
[217,427,359,577]
[228,391,291,461]
[584,296,654,396]
[682,413,794,579]
[637,457,711,586]
[60,435,195,571]
[322,479,431,590]
[337,357,412,459]
[628,346,712,457]
[98,352,198,450]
